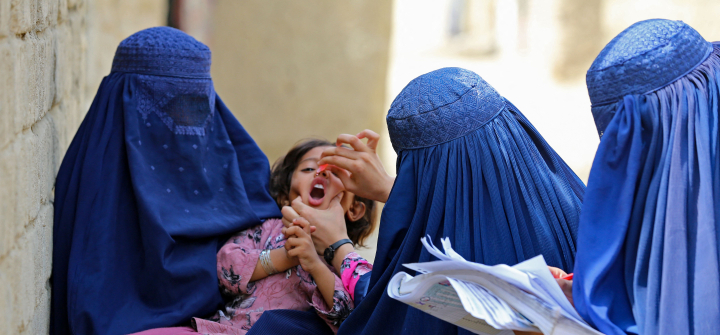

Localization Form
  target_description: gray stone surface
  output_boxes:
[0,0,165,333]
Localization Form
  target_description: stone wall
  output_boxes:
[0,0,165,333]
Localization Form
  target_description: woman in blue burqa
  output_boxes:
[51,27,280,335]
[251,67,586,334]
[573,19,720,335]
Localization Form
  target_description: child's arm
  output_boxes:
[285,219,354,330]
[287,218,373,304]
[284,224,336,306]
[248,248,298,282]
[217,219,298,296]
[308,260,337,307]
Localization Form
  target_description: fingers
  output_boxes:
[281,205,300,228]
[320,146,361,160]
[290,196,312,217]
[324,165,352,183]
[292,217,312,234]
[316,155,357,175]
[548,266,568,279]
[285,234,313,258]
[336,134,373,153]
[356,129,380,150]
[287,247,300,258]
[284,226,304,239]
[289,221,317,234]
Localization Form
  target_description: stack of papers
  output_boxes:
[387,237,603,335]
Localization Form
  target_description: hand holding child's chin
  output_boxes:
[282,195,349,254]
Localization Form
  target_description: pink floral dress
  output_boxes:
[339,252,373,301]
[132,220,373,335]
[191,218,353,334]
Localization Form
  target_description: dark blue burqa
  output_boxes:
[336,67,585,334]
[251,68,585,335]
[573,19,720,335]
[51,27,280,335]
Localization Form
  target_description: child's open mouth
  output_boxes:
[308,177,326,206]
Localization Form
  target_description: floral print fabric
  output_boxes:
[339,252,373,301]
[193,218,353,334]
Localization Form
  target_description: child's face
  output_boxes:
[288,146,355,213]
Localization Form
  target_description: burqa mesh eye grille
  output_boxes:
[136,75,216,135]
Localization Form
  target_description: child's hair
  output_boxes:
[270,139,377,247]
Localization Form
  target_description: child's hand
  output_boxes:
[283,195,349,255]
[282,217,315,239]
[284,222,323,275]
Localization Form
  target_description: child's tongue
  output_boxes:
[309,185,325,206]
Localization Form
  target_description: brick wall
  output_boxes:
[0,0,165,333]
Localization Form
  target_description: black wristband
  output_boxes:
[324,239,352,264]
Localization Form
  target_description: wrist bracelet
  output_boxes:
[260,249,279,275]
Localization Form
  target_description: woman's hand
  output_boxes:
[317,129,395,203]
[282,194,349,254]
[548,266,568,279]
[284,220,324,274]
[556,278,574,307]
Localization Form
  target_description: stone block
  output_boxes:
[67,0,85,10]
[0,38,20,150]
[0,0,11,38]
[47,106,66,170]
[0,204,51,333]
[4,235,35,333]
[15,131,36,226]
[10,0,58,35]
[0,200,53,335]
[0,266,12,334]
[16,115,56,225]
[61,10,88,115]
[32,204,53,307]
[0,141,19,258]
[54,24,71,105]
[38,0,59,30]
[10,0,33,34]
[57,0,68,24]
[16,30,56,130]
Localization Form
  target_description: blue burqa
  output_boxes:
[337,67,585,334]
[573,19,720,335]
[50,27,280,335]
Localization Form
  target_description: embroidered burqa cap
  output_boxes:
[51,27,280,335]
[337,67,586,334]
[574,19,720,335]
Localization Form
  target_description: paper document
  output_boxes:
[387,237,604,335]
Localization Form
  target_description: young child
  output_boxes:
[190,139,377,334]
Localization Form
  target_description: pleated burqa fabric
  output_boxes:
[573,19,720,335]
[51,27,280,335]
[338,67,585,335]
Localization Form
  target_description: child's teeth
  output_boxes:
[314,184,324,190]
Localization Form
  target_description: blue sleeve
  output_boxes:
[352,271,372,306]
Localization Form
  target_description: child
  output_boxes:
[190,139,377,334]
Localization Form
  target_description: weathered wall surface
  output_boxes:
[0,0,165,333]
[209,0,393,164]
